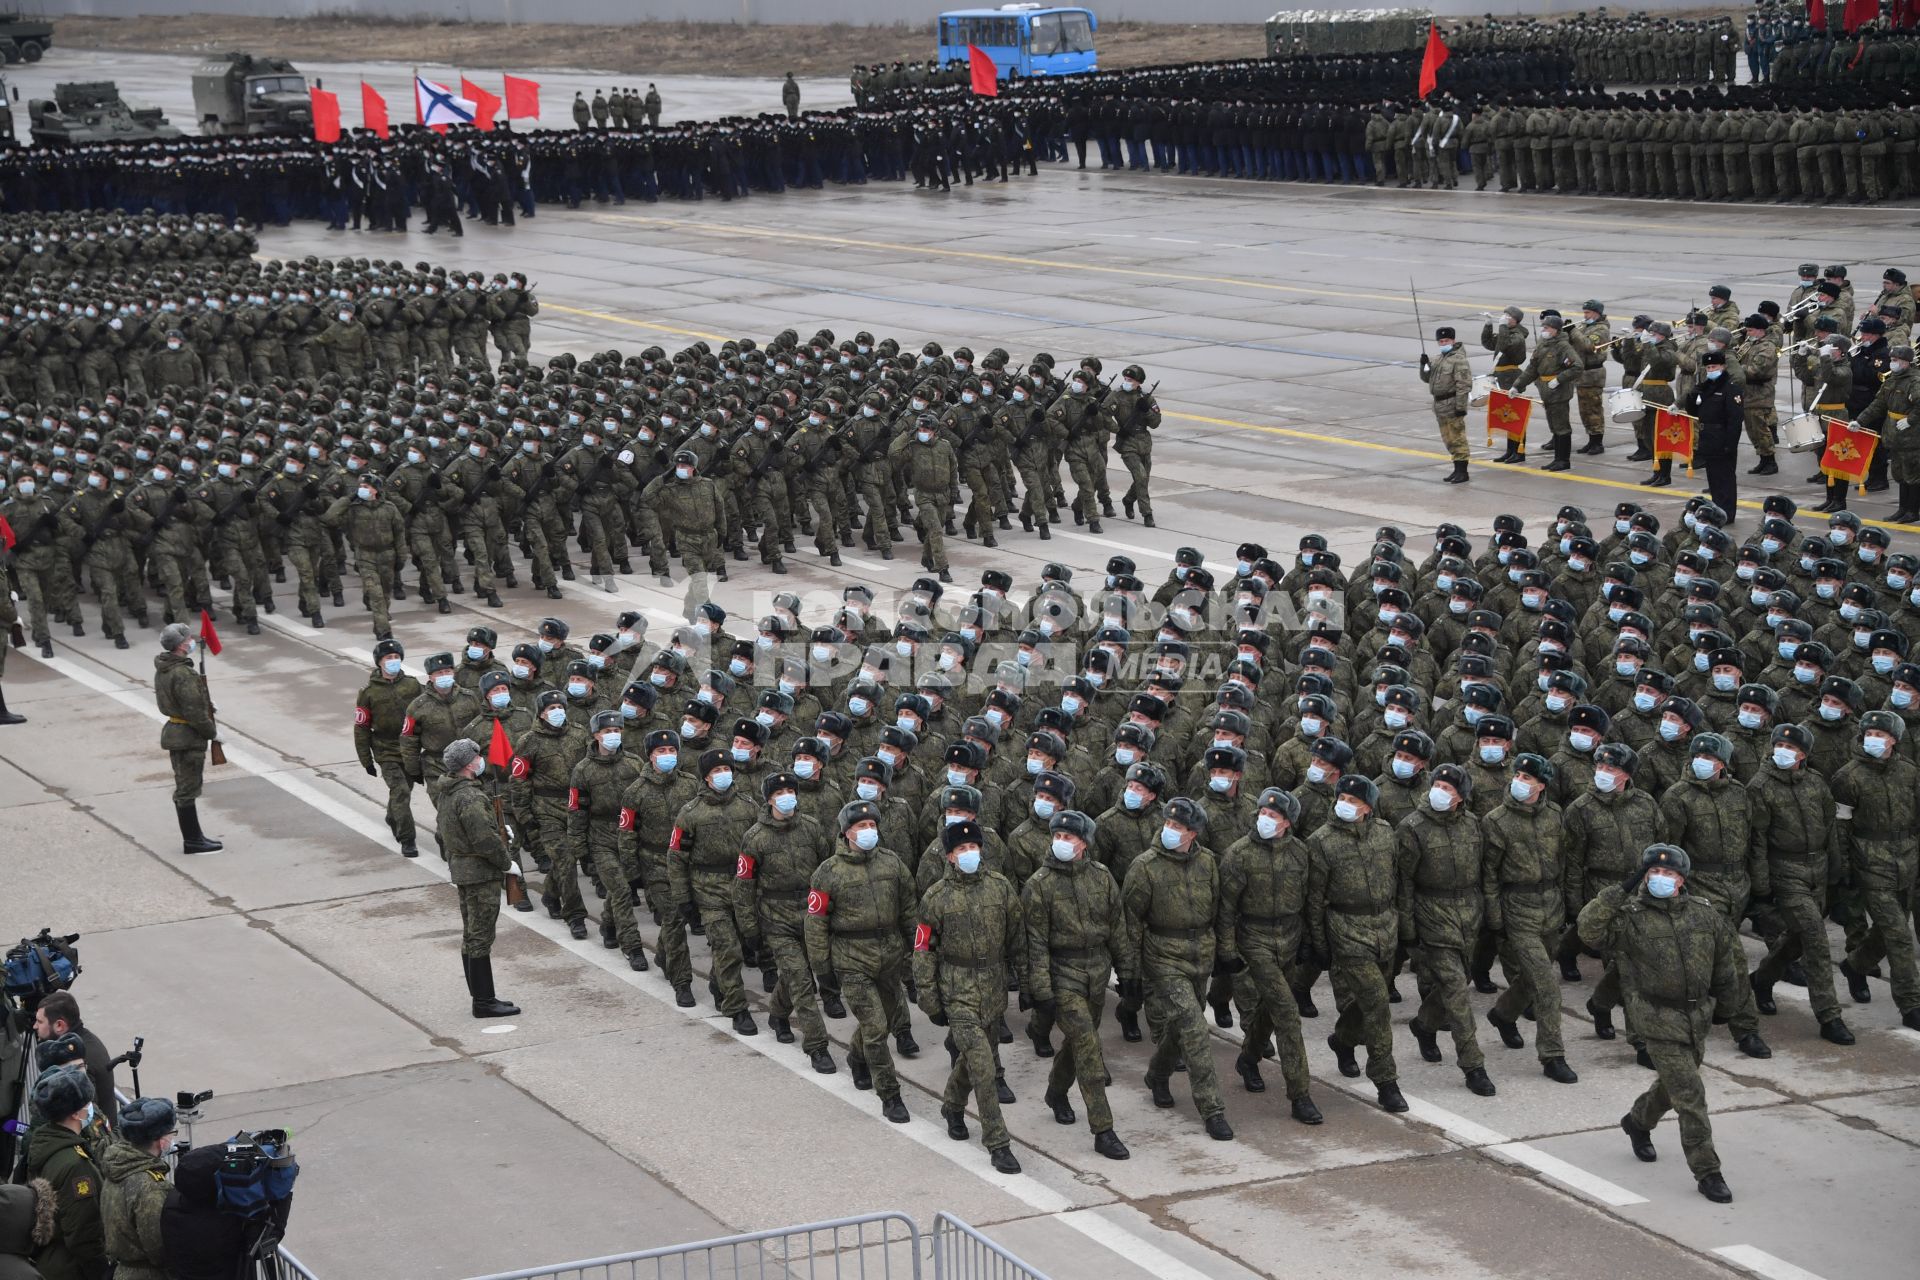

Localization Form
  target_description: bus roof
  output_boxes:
[939,6,1094,16]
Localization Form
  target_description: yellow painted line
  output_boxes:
[541,295,1920,536]
[590,212,1522,313]
[544,301,729,344]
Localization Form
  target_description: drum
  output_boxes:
[1781,413,1825,454]
[1606,387,1645,424]
[1468,373,1493,408]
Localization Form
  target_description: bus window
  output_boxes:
[1058,12,1095,53]
[1029,13,1061,54]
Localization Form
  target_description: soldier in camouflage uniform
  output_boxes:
[916,819,1025,1174]
[620,729,701,1004]
[322,468,406,639]
[1124,796,1234,1139]
[737,770,837,1071]
[1831,711,1920,1032]
[1581,845,1741,1204]
[807,800,919,1121]
[1218,788,1324,1122]
[514,688,591,935]
[1396,764,1495,1096]
[1023,808,1135,1158]
[1746,723,1855,1045]
[672,747,763,1032]
[1420,326,1473,485]
[570,710,648,971]
[354,637,423,858]
[1482,754,1579,1083]
[1307,776,1406,1112]
[435,738,520,1018]
[401,653,482,861]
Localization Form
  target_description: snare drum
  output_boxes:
[1606,387,1645,424]
[1780,413,1825,453]
[1469,373,1493,408]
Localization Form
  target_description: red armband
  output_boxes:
[807,888,831,916]
[400,714,417,736]
[509,756,531,781]
[669,826,685,852]
[912,922,933,952]
[353,705,371,728]
[736,853,756,880]
[618,808,636,832]
[567,787,581,811]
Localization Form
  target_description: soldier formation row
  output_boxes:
[337,508,1920,1199]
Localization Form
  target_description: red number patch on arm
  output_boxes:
[807,888,831,916]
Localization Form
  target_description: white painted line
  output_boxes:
[1402,1094,1509,1148]
[23,646,1262,1278]
[1054,1206,1232,1280]
[1486,1142,1648,1207]
[1712,1244,1829,1280]
[1149,237,1200,245]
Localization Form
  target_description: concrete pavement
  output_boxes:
[5,41,1919,1280]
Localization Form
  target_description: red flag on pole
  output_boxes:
[0,515,14,551]
[968,45,999,97]
[310,87,342,143]
[361,81,390,138]
[486,717,515,769]
[198,609,223,657]
[1653,408,1697,475]
[460,76,500,131]
[1842,0,1879,31]
[1821,419,1878,491]
[1807,0,1828,29]
[1485,389,1532,447]
[1418,22,1450,99]
[503,73,541,120]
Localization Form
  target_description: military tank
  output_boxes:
[27,80,182,146]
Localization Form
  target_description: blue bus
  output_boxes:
[936,5,1099,78]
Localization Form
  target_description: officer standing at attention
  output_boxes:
[436,738,521,1019]
[155,622,223,855]
[1420,326,1474,484]
[1686,349,1746,520]
[1580,844,1742,1204]
[783,73,802,119]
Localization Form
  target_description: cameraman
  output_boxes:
[100,1098,174,1280]
[31,995,115,1130]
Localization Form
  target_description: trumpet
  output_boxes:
[1780,294,1824,322]
[1778,336,1822,356]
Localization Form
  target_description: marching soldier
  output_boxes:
[435,738,521,1019]
[354,638,423,858]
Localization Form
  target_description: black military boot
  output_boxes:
[1093,1129,1130,1159]
[1621,1112,1657,1162]
[1587,997,1616,1039]
[0,689,24,726]
[1749,454,1778,475]
[1234,1053,1266,1092]
[942,1108,969,1140]
[1044,1088,1076,1124]
[1443,460,1469,484]
[1840,959,1873,1003]
[177,803,224,855]
[467,956,520,1019]
[1697,1173,1733,1203]
[1327,1033,1360,1077]
[1487,1008,1525,1049]
[1144,1073,1175,1108]
[1409,1018,1442,1062]
[1543,436,1572,472]
[1577,434,1605,456]
[1464,1066,1496,1096]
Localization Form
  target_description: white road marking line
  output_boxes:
[1053,1206,1237,1280]
[1485,1142,1648,1207]
[1402,1095,1509,1148]
[1712,1244,1830,1280]
[22,647,1265,1278]
[1150,237,1200,244]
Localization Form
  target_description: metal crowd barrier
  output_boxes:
[459,1211,1051,1280]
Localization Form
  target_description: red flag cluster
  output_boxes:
[315,73,544,142]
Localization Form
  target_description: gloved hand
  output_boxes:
[1017,991,1033,1013]
[1115,976,1144,1002]
[1619,866,1647,895]
[1419,352,1432,375]
[927,1009,949,1027]
[364,762,378,777]
[427,472,443,490]
[1034,996,1057,1017]
[1305,942,1331,972]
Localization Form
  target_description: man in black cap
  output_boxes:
[1686,348,1745,519]
[1420,325,1473,484]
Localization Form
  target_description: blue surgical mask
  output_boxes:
[381,657,403,677]
[656,752,678,773]
[795,759,818,779]
[773,792,798,816]
[1864,735,1891,758]
[1026,757,1044,776]
[1050,838,1076,862]
[1159,825,1182,850]
[1690,757,1716,780]
[543,707,566,728]
[856,780,880,801]
[955,848,982,874]
[1632,690,1658,713]
[1479,743,1506,764]
[1772,746,1799,769]
[1712,673,1736,692]
[1646,872,1679,898]
[1255,814,1283,839]
[853,826,880,850]
[730,745,751,764]
[1034,797,1057,818]
[1894,688,1915,708]
[1209,774,1235,794]
[711,770,734,792]
[1873,654,1897,674]
[1659,720,1682,741]
[432,673,454,692]
[1390,757,1416,780]
[489,690,511,710]
[946,768,968,786]
[1736,709,1763,730]
[601,732,623,753]
[1124,789,1147,811]
[567,680,590,699]
[1427,786,1454,812]
[466,645,487,662]
[1797,665,1819,685]
[1820,702,1844,721]
[1593,770,1618,793]
[1508,778,1532,803]
[1333,799,1360,823]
